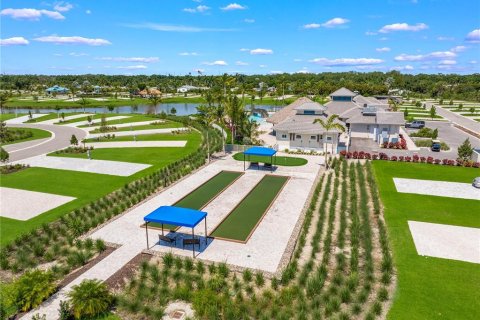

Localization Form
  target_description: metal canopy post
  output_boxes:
[145,222,149,249]
[204,217,208,246]
[161,223,164,236]
[192,228,195,258]
[243,152,245,171]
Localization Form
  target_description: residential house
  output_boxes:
[45,85,69,95]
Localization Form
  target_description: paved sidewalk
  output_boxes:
[87,127,187,139]
[13,155,151,176]
[394,178,480,200]
[4,114,44,124]
[85,141,187,148]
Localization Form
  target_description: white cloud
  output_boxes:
[376,47,391,52]
[365,31,378,36]
[379,37,388,41]
[293,58,302,62]
[394,51,456,61]
[85,10,91,14]
[124,22,235,32]
[221,3,247,11]
[259,64,267,68]
[98,57,159,63]
[244,18,255,23]
[303,17,349,29]
[1,8,65,20]
[54,2,73,12]
[53,53,63,56]
[309,57,384,66]
[183,5,210,13]
[437,36,454,41]
[296,68,310,74]
[250,48,273,55]
[451,45,467,53]
[469,60,478,64]
[439,60,457,65]
[179,52,198,56]
[390,65,414,71]
[236,61,249,66]
[203,60,228,66]
[116,65,148,70]
[34,36,111,46]
[239,48,250,52]
[270,70,283,74]
[379,22,428,33]
[0,37,29,46]
[465,29,480,43]
[69,52,88,57]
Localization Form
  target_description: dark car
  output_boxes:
[431,140,441,152]
[405,120,425,129]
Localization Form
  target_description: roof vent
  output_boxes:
[362,106,377,116]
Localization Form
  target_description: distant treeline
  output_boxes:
[1,71,479,101]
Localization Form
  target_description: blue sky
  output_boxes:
[1,0,479,75]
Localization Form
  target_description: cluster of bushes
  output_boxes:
[0,127,33,144]
[98,126,117,133]
[410,127,438,139]
[414,139,449,150]
[54,146,93,154]
[284,148,325,156]
[381,135,407,149]
[0,164,29,174]
[339,150,480,168]
[171,129,192,135]
[99,134,116,140]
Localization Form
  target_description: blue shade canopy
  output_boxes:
[243,146,277,157]
[144,206,207,228]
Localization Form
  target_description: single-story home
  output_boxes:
[138,88,161,97]
[177,85,198,93]
[45,85,69,95]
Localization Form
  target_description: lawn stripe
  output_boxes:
[210,174,289,242]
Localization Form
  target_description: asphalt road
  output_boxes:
[425,102,480,136]
[4,123,87,162]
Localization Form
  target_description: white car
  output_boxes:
[473,177,480,188]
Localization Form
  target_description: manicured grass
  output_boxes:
[84,132,194,142]
[1,127,52,146]
[373,161,480,320]
[0,113,25,121]
[232,152,307,166]
[81,114,159,128]
[89,122,183,133]
[148,171,243,230]
[25,112,82,123]
[55,113,119,125]
[1,128,202,246]
[210,175,288,241]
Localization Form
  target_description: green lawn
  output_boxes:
[148,170,243,230]
[0,113,25,121]
[232,152,307,166]
[25,112,82,123]
[84,132,194,142]
[1,127,52,146]
[1,127,202,246]
[373,161,480,320]
[89,122,183,133]
[55,113,120,125]
[210,175,288,241]
[81,114,159,128]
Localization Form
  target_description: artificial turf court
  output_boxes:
[147,171,243,230]
[210,175,289,242]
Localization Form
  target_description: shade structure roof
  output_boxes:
[244,146,277,157]
[144,206,207,228]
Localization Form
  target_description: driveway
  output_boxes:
[4,123,87,162]
[425,102,480,137]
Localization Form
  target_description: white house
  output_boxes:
[177,85,198,93]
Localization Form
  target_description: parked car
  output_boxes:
[473,177,480,188]
[431,139,441,152]
[405,120,425,129]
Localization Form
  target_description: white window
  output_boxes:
[367,125,370,131]
[310,135,316,140]
[281,134,287,139]
[327,136,332,141]
[296,135,301,139]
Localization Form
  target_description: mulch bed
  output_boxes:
[104,252,153,291]
[58,246,116,288]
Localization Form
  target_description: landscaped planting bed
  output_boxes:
[113,159,395,319]
[210,175,289,242]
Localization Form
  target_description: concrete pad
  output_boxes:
[85,141,187,148]
[4,114,44,124]
[408,221,480,264]
[87,120,159,132]
[14,155,151,176]
[65,116,131,127]
[393,178,480,200]
[38,113,94,125]
[87,128,187,139]
[0,187,75,220]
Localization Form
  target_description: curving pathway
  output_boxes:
[4,123,88,162]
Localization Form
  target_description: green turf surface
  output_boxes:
[1,127,52,146]
[25,112,81,123]
[372,161,480,320]
[54,113,119,125]
[80,114,159,128]
[0,114,25,121]
[84,132,193,142]
[210,175,288,241]
[89,122,183,133]
[232,152,307,166]
[148,171,243,230]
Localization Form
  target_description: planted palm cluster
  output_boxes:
[0,118,221,280]
[116,159,395,319]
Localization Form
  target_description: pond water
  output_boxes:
[6,103,284,117]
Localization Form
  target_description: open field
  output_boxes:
[233,152,308,166]
[373,161,480,320]
[210,174,289,241]
[1,127,52,146]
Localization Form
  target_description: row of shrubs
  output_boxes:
[381,135,407,150]
[54,146,93,154]
[0,164,29,175]
[339,150,480,168]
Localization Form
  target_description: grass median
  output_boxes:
[232,152,307,166]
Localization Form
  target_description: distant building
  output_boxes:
[45,85,69,95]
[93,85,101,94]
[138,88,161,97]
[177,85,198,93]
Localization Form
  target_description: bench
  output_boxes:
[159,234,176,246]
[183,238,200,249]
[263,163,273,170]
[250,161,260,169]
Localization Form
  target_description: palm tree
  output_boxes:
[313,114,345,169]
[213,104,226,154]
[197,105,216,162]
[149,93,162,115]
[78,97,90,113]
[68,279,112,319]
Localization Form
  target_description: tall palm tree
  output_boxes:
[68,279,112,319]
[149,93,162,115]
[213,104,226,154]
[313,114,345,169]
[197,105,216,162]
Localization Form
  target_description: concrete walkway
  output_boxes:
[37,113,94,125]
[87,128,187,139]
[85,141,187,149]
[13,155,151,176]
[394,178,480,200]
[4,114,44,124]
